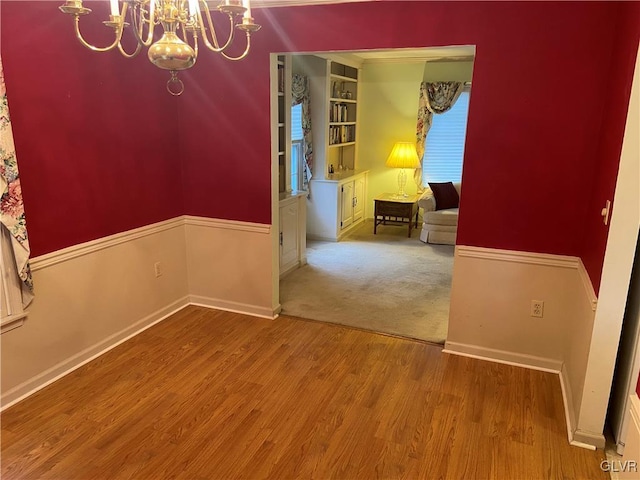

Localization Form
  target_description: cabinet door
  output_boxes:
[340,181,354,230]
[353,176,365,223]
[280,202,299,270]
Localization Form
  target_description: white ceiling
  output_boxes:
[330,46,476,65]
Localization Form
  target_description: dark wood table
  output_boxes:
[373,193,420,237]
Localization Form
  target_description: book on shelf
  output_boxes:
[328,125,355,145]
[330,103,349,123]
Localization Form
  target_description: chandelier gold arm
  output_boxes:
[197,3,236,52]
[72,15,125,52]
[128,0,157,48]
[219,31,252,61]
[68,2,130,53]
[117,40,143,58]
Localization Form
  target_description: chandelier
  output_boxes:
[59,0,261,95]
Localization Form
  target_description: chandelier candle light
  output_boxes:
[59,0,261,95]
[385,142,421,198]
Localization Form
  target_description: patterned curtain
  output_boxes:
[0,57,33,307]
[291,74,313,190]
[414,81,464,191]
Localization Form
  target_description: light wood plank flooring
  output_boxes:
[1,306,608,479]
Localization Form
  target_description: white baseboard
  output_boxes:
[444,341,605,449]
[558,364,602,449]
[306,233,338,242]
[443,341,563,373]
[1,296,190,411]
[189,295,277,320]
[573,429,606,449]
[559,363,578,444]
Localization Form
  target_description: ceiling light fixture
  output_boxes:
[59,0,261,95]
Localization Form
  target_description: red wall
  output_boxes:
[1,1,184,257]
[176,48,273,222]
[579,2,640,292]
[2,1,638,293]
[176,1,639,290]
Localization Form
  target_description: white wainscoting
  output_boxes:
[1,218,190,408]
[183,216,276,319]
[1,215,277,409]
[445,245,600,448]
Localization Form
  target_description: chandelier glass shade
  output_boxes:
[59,0,261,95]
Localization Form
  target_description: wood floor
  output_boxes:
[1,306,608,479]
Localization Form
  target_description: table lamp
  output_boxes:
[385,142,421,198]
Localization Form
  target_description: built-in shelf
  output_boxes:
[330,98,356,104]
[331,73,357,83]
[305,55,365,242]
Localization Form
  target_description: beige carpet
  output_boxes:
[279,220,454,344]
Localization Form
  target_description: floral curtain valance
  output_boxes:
[292,74,313,189]
[414,81,464,190]
[0,56,33,307]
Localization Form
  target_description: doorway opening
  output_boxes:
[273,46,475,344]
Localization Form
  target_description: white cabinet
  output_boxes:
[339,174,366,231]
[339,175,365,230]
[353,175,365,223]
[307,171,368,241]
[340,181,354,230]
[279,194,307,277]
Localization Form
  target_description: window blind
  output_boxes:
[422,91,470,184]
[291,103,303,140]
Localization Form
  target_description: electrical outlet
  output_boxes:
[154,262,162,278]
[531,300,544,318]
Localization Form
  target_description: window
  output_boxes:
[1,226,27,333]
[291,103,304,192]
[422,89,471,185]
[291,140,303,192]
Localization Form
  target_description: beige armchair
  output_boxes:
[417,182,461,245]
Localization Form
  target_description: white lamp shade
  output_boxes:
[385,142,421,169]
